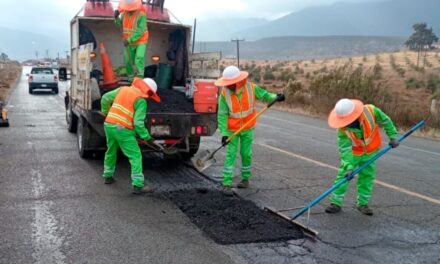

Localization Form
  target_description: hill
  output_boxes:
[195,36,406,60]
[237,0,440,40]
[0,27,67,61]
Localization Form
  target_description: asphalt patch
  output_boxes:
[149,89,195,113]
[166,189,305,244]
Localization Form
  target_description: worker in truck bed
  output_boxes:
[216,66,285,196]
[101,77,161,194]
[114,0,148,82]
[326,99,399,215]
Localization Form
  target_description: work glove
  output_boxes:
[114,10,120,19]
[123,39,130,47]
[276,93,285,102]
[389,139,399,148]
[344,170,353,178]
[221,136,229,145]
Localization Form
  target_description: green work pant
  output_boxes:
[222,129,254,187]
[124,43,147,82]
[103,123,144,187]
[330,151,378,206]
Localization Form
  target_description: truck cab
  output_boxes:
[62,0,220,159]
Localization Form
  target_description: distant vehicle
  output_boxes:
[28,67,59,94]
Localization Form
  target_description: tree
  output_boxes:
[405,23,438,67]
[0,52,8,62]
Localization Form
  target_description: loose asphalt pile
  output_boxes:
[165,189,305,245]
[148,88,195,113]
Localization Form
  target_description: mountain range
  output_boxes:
[196,0,440,41]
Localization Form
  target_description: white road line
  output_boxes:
[258,143,440,206]
[400,145,440,157]
[260,115,440,158]
[31,170,66,264]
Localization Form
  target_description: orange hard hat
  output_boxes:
[328,99,364,129]
[118,0,142,12]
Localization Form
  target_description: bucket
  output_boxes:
[193,81,218,113]
[156,63,174,89]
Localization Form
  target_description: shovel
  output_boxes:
[192,98,279,172]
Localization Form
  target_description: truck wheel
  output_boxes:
[53,87,59,94]
[66,102,78,133]
[29,87,33,94]
[77,117,94,159]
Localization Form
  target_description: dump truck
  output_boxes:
[60,0,220,159]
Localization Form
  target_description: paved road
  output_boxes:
[1,67,439,263]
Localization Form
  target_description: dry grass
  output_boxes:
[0,61,22,102]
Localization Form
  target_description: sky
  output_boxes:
[0,0,377,37]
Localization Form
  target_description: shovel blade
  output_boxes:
[191,150,216,172]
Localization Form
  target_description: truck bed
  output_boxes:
[148,88,195,114]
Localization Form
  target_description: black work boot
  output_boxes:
[132,185,154,195]
[237,180,249,189]
[104,177,115,184]
[325,203,342,214]
[221,186,234,197]
[357,205,373,216]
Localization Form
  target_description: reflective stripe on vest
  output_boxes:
[123,10,148,45]
[222,82,257,131]
[343,105,382,155]
[105,86,144,129]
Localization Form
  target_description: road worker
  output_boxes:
[326,99,399,215]
[215,66,285,196]
[101,77,160,194]
[115,0,148,82]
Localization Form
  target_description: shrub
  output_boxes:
[373,63,382,79]
[263,70,275,81]
[389,54,405,77]
[427,75,440,94]
[308,65,391,113]
[363,56,368,62]
[405,77,425,89]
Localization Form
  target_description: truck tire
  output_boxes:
[28,87,33,94]
[53,86,59,94]
[66,101,78,133]
[77,117,94,159]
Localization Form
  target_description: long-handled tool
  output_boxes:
[192,99,279,172]
[290,120,426,220]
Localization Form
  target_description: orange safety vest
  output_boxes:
[123,10,149,45]
[105,86,145,129]
[222,81,257,131]
[342,105,382,155]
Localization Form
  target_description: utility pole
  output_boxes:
[231,38,245,67]
[35,51,39,60]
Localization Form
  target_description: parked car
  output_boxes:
[28,67,58,94]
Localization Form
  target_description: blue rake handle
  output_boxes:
[290,120,426,220]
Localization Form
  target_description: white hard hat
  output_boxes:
[214,66,249,87]
[143,78,157,93]
[335,98,355,117]
[223,66,241,80]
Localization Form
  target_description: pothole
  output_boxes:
[165,189,305,244]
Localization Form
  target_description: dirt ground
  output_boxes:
[0,61,22,102]
[165,189,305,245]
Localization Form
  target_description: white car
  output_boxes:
[28,67,59,94]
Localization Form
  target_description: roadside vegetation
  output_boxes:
[0,52,22,102]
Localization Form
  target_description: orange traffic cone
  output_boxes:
[99,42,119,89]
